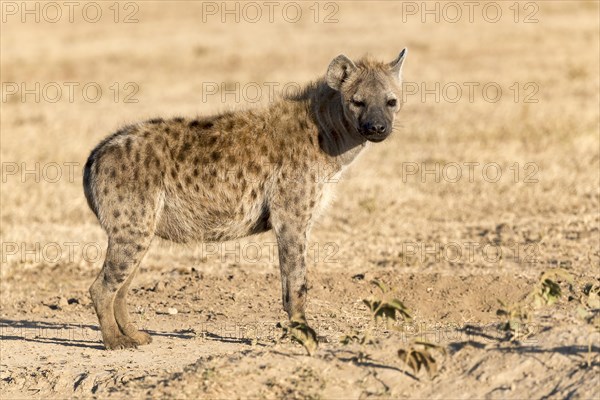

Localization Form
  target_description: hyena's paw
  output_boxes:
[127,330,152,346]
[287,320,318,356]
[104,334,139,350]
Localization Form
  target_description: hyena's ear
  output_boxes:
[326,54,357,91]
[389,48,407,80]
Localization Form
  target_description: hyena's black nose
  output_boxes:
[365,122,387,134]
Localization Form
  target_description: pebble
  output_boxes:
[58,297,69,308]
[154,281,166,292]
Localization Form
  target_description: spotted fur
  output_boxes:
[84,50,407,349]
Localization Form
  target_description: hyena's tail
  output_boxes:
[83,149,100,219]
[83,127,134,220]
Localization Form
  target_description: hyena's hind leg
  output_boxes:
[109,206,157,345]
[114,247,152,345]
[88,175,161,348]
[90,229,154,349]
[85,130,166,349]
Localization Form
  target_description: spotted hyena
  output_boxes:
[83,50,407,350]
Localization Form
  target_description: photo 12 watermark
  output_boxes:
[1,1,140,24]
[398,240,540,266]
[1,162,80,184]
[1,82,140,104]
[401,81,540,104]
[396,321,540,345]
[399,1,540,24]
[200,1,340,24]
[400,162,540,184]
[193,241,340,264]
[201,81,302,104]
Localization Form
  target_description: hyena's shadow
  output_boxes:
[0,319,196,350]
[0,319,104,350]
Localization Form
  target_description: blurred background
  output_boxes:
[1,1,597,270]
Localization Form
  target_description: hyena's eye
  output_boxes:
[351,99,365,107]
[387,99,397,107]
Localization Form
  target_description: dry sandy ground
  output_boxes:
[1,1,599,398]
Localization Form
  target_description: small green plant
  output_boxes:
[339,328,376,365]
[340,280,407,350]
[341,280,445,378]
[580,282,600,310]
[363,280,412,323]
[530,269,573,308]
[576,281,600,367]
[496,300,533,340]
[340,330,373,346]
[497,269,573,340]
[397,340,446,379]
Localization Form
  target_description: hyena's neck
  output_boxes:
[298,80,368,166]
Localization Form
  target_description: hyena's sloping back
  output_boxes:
[83,112,308,243]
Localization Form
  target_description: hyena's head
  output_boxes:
[326,49,407,142]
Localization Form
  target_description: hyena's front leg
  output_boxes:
[273,211,319,354]
[270,179,317,324]
[275,226,309,323]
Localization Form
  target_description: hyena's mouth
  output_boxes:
[360,131,389,143]
[364,134,387,143]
